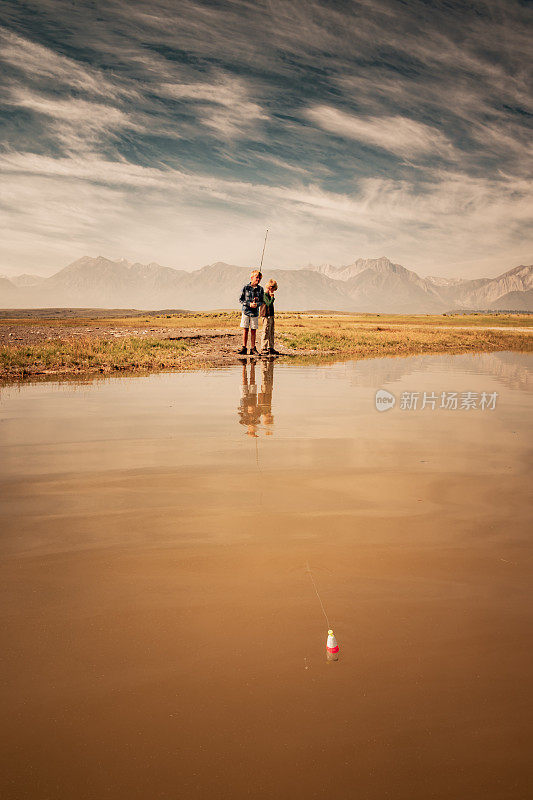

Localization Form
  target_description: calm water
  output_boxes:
[1,351,532,799]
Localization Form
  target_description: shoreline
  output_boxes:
[1,311,532,384]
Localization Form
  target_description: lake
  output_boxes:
[1,351,531,799]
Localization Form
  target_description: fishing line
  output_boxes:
[254,425,264,506]
[305,561,330,629]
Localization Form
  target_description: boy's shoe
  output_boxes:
[237,346,248,355]
[269,348,280,355]
[250,347,259,356]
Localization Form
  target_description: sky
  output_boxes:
[0,0,532,279]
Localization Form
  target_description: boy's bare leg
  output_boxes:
[260,318,269,353]
[250,329,257,349]
[242,328,249,348]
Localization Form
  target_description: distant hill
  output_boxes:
[0,255,531,312]
[488,288,533,312]
[9,274,45,287]
[0,276,22,304]
[305,258,533,312]
[456,265,533,310]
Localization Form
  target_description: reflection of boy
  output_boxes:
[238,270,264,356]
[258,358,274,433]
[238,360,260,437]
[260,279,279,356]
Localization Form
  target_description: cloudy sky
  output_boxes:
[0,0,531,278]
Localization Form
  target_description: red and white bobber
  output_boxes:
[326,629,339,661]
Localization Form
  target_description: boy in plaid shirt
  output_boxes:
[237,269,264,355]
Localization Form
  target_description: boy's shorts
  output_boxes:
[240,313,258,329]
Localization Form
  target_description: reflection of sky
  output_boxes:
[0,1,531,277]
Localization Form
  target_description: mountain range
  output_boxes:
[0,256,531,312]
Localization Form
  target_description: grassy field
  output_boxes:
[279,323,532,355]
[1,310,531,329]
[0,336,197,378]
[0,311,531,381]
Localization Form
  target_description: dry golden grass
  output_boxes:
[278,311,532,328]
[1,310,531,330]
[278,320,532,357]
[0,311,240,330]
[0,336,194,379]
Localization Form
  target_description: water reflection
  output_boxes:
[347,351,532,393]
[237,357,275,437]
[1,350,532,800]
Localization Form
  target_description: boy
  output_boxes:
[237,270,264,355]
[259,278,279,356]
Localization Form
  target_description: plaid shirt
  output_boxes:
[239,283,264,317]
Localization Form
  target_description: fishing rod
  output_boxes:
[259,228,269,270]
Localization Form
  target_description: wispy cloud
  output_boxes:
[0,0,531,278]
[3,89,143,154]
[304,106,454,159]
[0,28,125,99]
[158,73,268,139]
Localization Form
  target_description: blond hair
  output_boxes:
[267,279,277,290]
[250,269,262,281]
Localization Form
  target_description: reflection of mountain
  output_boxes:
[347,351,533,394]
[1,255,532,312]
